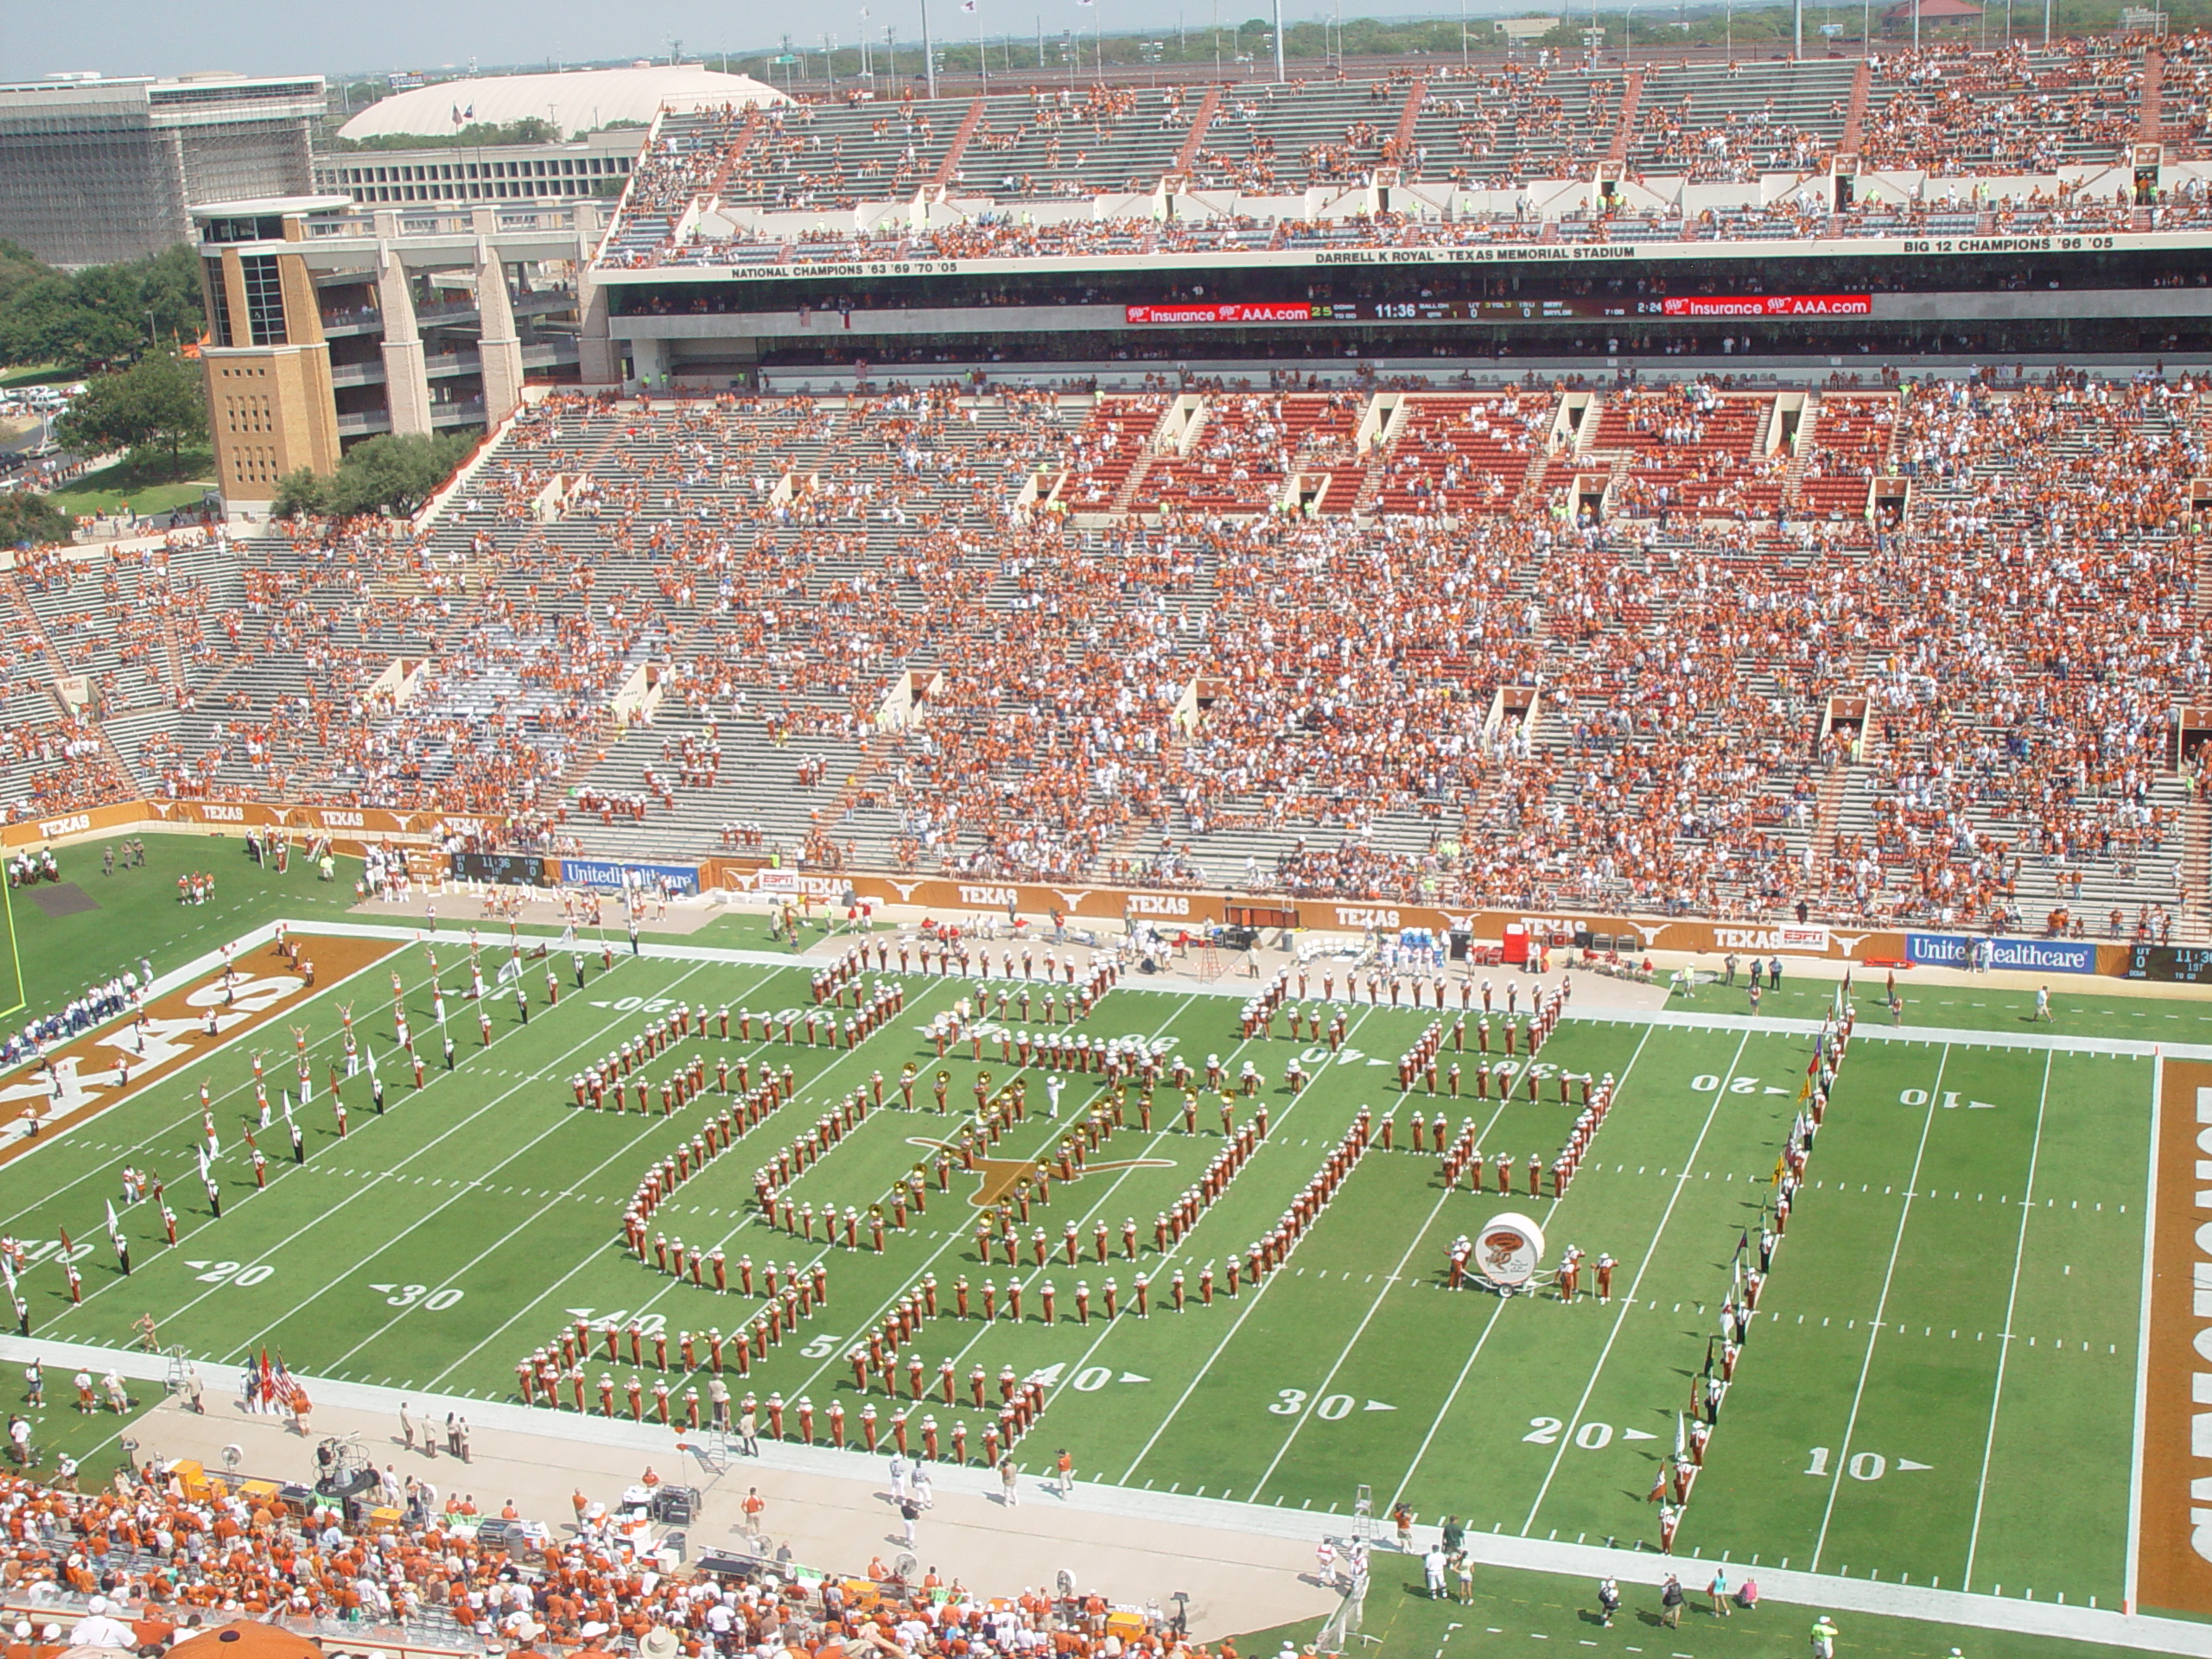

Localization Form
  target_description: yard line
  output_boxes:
[323,1114,708,1371]
[921,1005,1390,1433]
[60,951,668,1314]
[2126,1051,2163,1618]
[1388,1021,1657,1513]
[103,963,725,1351]
[1125,1016,1517,1495]
[1241,1136,1494,1502]
[0,947,438,1233]
[218,958,791,1360]
[1517,1029,1749,1535]
[1962,1047,2050,1592]
[416,972,973,1389]
[1809,1043,1951,1573]
[773,995,1203,1408]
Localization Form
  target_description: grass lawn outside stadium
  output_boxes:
[0,850,2200,1657]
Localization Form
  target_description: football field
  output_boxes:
[0,923,2176,1628]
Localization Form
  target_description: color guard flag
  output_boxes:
[105,1201,122,1245]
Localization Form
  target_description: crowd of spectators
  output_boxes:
[3,362,2207,938]
[0,1466,1230,1659]
[592,35,2212,276]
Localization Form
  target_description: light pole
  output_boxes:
[1273,0,1285,81]
[922,0,937,97]
[1460,0,1469,67]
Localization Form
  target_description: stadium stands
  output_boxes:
[0,1469,1189,1659]
[587,35,2212,275]
[9,360,2202,944]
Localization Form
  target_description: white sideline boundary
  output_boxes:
[241,918,2212,1061]
[3,1333,2206,1657]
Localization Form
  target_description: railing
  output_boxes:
[3,1593,485,1658]
[308,207,588,240]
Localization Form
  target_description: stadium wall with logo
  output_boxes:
[698,864,1916,963]
[1904,932,2101,975]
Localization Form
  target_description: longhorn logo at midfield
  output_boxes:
[906,1136,1175,1209]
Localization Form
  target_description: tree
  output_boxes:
[0,491,71,550]
[0,242,211,372]
[271,466,330,518]
[54,348,207,471]
[136,244,212,350]
[327,117,563,152]
[330,433,475,515]
[275,432,476,519]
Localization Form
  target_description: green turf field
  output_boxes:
[1666,966,2212,1041]
[0,928,2167,1634]
[0,833,361,1022]
[1237,1557,2132,1659]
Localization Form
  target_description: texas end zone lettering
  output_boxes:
[2139,1059,2212,1616]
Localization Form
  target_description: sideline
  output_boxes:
[3,1333,2206,1657]
[278,919,2212,1060]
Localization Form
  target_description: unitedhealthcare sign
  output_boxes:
[1905,933,2097,974]
[561,858,700,896]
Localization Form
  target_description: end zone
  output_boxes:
[0,931,400,1163]
[2138,1056,2212,1616]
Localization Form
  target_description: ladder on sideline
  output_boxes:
[683,1429,736,1475]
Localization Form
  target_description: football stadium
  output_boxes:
[3,23,2212,1659]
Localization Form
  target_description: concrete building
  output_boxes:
[192,195,601,508]
[311,127,645,207]
[0,73,324,267]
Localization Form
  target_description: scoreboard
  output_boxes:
[2123,945,2212,984]
[451,851,549,887]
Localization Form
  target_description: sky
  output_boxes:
[2,0,1500,81]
